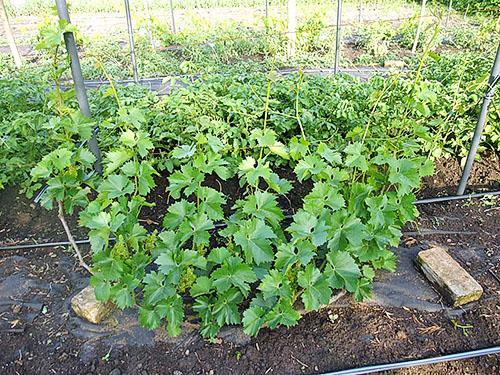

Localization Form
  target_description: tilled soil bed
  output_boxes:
[0,156,499,374]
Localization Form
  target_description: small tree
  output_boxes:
[0,0,22,68]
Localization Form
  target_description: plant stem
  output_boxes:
[295,71,306,140]
[57,200,92,274]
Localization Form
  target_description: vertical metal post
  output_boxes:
[412,0,426,53]
[457,44,500,195]
[124,0,139,83]
[334,0,342,74]
[445,0,452,28]
[55,0,102,174]
[265,0,269,19]
[169,0,176,33]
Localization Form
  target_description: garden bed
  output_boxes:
[0,155,498,374]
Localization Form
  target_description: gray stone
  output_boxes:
[416,246,483,307]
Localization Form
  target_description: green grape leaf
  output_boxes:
[139,306,161,330]
[275,242,315,271]
[297,264,331,311]
[265,300,301,328]
[234,219,277,265]
[105,149,133,174]
[258,269,292,301]
[242,191,284,227]
[163,200,196,229]
[98,174,134,198]
[211,257,257,296]
[213,288,243,326]
[344,142,368,172]
[242,305,266,336]
[325,250,361,292]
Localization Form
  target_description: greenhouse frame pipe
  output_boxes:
[55,0,102,175]
[124,0,139,83]
[323,346,500,375]
[334,0,342,74]
[1,190,499,253]
[457,43,500,195]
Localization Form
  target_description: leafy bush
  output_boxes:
[441,0,500,14]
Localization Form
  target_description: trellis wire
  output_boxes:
[124,0,139,83]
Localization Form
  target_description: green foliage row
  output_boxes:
[30,81,433,338]
[440,0,500,14]
[1,18,498,340]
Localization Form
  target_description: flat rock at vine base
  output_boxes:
[71,286,114,324]
[384,60,405,68]
[416,246,483,307]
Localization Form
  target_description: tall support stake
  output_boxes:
[457,44,500,195]
[412,0,426,53]
[265,0,269,19]
[287,0,296,57]
[169,0,176,33]
[55,0,102,175]
[445,0,452,28]
[0,0,22,68]
[124,0,139,83]
[334,0,342,74]
[143,0,155,48]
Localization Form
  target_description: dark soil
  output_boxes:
[0,156,499,374]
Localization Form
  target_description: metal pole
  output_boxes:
[265,0,269,19]
[55,0,102,174]
[457,44,500,195]
[334,0,342,74]
[169,0,176,33]
[445,0,452,28]
[411,0,426,53]
[124,0,139,83]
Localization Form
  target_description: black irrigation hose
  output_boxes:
[414,190,500,205]
[0,190,499,252]
[323,346,500,375]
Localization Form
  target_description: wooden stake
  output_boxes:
[412,0,427,53]
[57,200,92,274]
[0,0,22,68]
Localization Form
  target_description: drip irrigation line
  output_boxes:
[414,190,500,205]
[323,346,500,375]
[1,190,499,252]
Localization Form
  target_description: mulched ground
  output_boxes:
[0,155,498,375]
